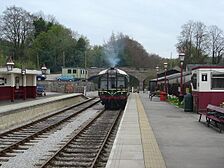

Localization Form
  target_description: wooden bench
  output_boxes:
[198,104,224,132]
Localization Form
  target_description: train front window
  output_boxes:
[117,77,125,88]
[109,77,116,89]
[100,77,107,89]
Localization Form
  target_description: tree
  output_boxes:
[177,20,208,65]
[208,25,224,64]
[75,36,89,67]
[0,6,34,60]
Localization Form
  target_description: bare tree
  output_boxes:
[0,6,34,60]
[208,25,224,64]
[193,21,209,58]
[177,20,209,64]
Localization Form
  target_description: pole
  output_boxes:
[84,51,87,96]
[164,70,167,93]
[180,61,183,96]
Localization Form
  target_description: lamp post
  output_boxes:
[163,62,168,93]
[21,67,26,100]
[6,56,14,71]
[156,66,159,90]
[179,52,185,102]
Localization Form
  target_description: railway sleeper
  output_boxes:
[51,161,92,167]
[59,152,96,158]
[77,137,105,141]
[68,144,100,149]
[64,148,98,153]
[71,141,102,145]
[75,139,104,143]
[55,156,94,162]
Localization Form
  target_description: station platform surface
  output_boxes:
[0,92,81,114]
[106,93,224,168]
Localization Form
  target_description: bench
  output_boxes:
[198,104,224,132]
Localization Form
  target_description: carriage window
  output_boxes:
[211,73,224,89]
[0,77,6,85]
[67,69,71,74]
[73,69,76,74]
[191,73,197,89]
[202,74,207,81]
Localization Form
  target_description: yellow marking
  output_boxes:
[135,94,166,168]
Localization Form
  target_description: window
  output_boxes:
[211,73,224,89]
[100,76,107,89]
[202,74,207,81]
[191,73,197,89]
[67,69,71,74]
[73,69,77,74]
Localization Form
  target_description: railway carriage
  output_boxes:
[98,67,129,109]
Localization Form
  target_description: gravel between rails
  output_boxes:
[1,108,101,168]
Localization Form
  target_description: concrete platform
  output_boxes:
[0,92,86,131]
[106,92,224,168]
[106,93,165,168]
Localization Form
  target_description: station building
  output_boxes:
[0,61,41,101]
[191,66,224,112]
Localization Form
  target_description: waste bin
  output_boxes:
[184,93,193,112]
[160,91,167,101]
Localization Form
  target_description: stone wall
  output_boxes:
[0,95,86,131]
[38,80,97,93]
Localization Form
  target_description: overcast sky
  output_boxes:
[1,0,224,58]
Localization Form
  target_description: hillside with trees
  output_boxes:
[0,6,162,72]
[1,6,224,73]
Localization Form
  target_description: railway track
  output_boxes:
[0,97,100,160]
[38,109,122,168]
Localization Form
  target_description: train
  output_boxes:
[98,67,129,109]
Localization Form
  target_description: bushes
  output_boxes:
[168,95,183,108]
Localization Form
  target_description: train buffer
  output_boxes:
[198,104,224,132]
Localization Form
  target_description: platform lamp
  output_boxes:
[179,52,185,102]
[21,67,26,100]
[156,66,159,90]
[41,64,47,75]
[6,56,15,71]
[163,62,168,94]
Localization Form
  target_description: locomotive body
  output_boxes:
[98,67,129,109]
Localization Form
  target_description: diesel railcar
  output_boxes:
[98,67,129,109]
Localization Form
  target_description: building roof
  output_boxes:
[0,68,41,75]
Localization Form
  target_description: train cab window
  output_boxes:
[211,73,224,89]
[100,77,107,89]
[73,69,77,74]
[202,74,207,81]
[110,77,116,89]
[191,73,197,89]
[67,69,71,74]
[117,77,125,88]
